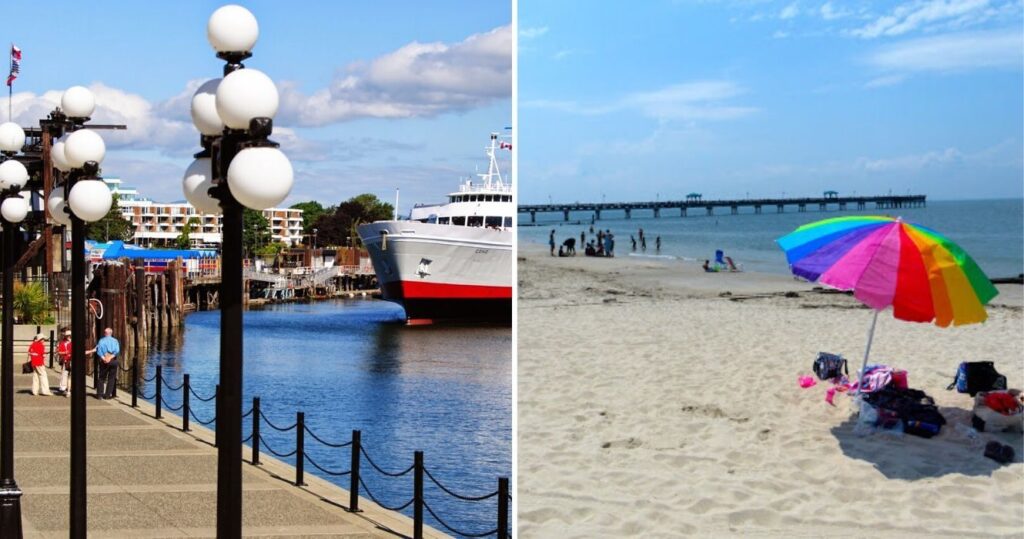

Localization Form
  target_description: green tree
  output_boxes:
[243,208,271,257]
[313,194,393,247]
[175,217,200,249]
[86,194,135,242]
[289,200,327,237]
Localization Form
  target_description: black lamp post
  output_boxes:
[47,85,114,538]
[183,6,293,536]
[0,120,31,539]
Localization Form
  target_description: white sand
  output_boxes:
[517,245,1024,538]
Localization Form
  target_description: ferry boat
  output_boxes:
[357,133,513,323]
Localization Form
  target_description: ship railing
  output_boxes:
[119,363,511,539]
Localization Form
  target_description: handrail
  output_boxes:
[123,368,508,538]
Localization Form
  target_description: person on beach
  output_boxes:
[580,231,585,248]
[29,333,52,396]
[631,235,637,251]
[604,230,614,257]
[638,227,644,243]
[656,236,661,252]
[57,329,72,396]
[641,235,647,251]
[549,229,556,256]
[702,259,717,272]
[90,328,121,400]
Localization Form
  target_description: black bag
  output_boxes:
[813,352,847,381]
[21,361,32,374]
[864,386,946,438]
[947,361,1007,396]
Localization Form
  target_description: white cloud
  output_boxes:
[278,25,512,126]
[780,2,800,19]
[819,2,850,20]
[524,81,757,122]
[850,0,997,39]
[867,28,1022,73]
[520,26,549,39]
[864,74,908,87]
[773,30,790,38]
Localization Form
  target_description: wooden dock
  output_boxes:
[518,194,927,222]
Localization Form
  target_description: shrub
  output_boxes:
[13,282,53,324]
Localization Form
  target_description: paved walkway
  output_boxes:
[9,365,447,538]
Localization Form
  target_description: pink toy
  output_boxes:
[798,376,817,388]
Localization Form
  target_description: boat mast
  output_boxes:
[479,132,504,190]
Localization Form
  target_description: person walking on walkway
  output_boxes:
[29,333,52,396]
[57,329,72,396]
[90,328,120,399]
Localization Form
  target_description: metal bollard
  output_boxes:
[182,374,190,432]
[48,329,55,369]
[131,358,138,408]
[251,397,260,464]
[498,477,509,539]
[414,451,424,539]
[155,365,162,419]
[295,411,305,486]
[348,430,361,512]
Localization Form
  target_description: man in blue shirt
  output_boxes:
[90,328,121,399]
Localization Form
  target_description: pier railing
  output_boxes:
[119,362,510,539]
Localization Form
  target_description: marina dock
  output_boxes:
[10,364,446,538]
[518,193,927,222]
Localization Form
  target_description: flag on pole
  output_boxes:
[7,45,21,87]
[499,141,512,150]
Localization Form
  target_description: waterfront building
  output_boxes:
[103,178,304,248]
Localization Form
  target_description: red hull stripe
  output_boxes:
[387,281,512,299]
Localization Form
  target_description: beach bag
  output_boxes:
[947,362,1007,396]
[21,361,32,374]
[813,352,847,381]
[864,387,945,438]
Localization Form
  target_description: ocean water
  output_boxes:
[519,199,1024,278]
[140,299,511,537]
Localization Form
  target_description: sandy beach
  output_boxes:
[517,244,1024,538]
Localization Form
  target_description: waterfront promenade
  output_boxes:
[10,365,445,538]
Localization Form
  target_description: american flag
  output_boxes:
[499,141,512,150]
[6,45,21,87]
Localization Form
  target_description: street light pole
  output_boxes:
[0,120,30,538]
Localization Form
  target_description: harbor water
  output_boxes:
[520,199,1024,279]
[140,298,511,536]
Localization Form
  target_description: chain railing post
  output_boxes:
[214,385,220,448]
[131,357,138,408]
[155,365,162,419]
[251,396,260,464]
[295,411,305,486]
[48,329,55,369]
[182,374,190,432]
[414,451,424,539]
[92,355,99,393]
[348,430,360,512]
[498,477,509,539]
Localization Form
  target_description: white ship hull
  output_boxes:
[358,221,513,322]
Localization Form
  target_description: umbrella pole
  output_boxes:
[857,309,880,395]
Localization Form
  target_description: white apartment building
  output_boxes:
[105,178,304,248]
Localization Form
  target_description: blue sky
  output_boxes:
[4,1,511,209]
[519,0,1023,203]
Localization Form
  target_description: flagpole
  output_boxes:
[8,43,11,122]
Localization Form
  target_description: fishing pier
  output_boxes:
[518,193,927,223]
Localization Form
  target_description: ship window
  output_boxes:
[485,216,502,228]
[467,216,484,227]
[504,195,512,202]
[438,217,450,225]
[485,195,493,202]
[471,195,479,202]
[504,217,512,227]
[452,216,466,226]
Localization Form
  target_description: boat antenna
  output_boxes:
[394,188,400,220]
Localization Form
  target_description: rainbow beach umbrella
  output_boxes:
[777,216,998,386]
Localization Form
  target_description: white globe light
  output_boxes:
[51,141,72,172]
[1,196,29,223]
[216,69,278,130]
[0,122,25,153]
[62,86,96,119]
[0,160,29,190]
[48,188,72,226]
[227,147,292,210]
[64,130,106,168]
[208,4,259,53]
[68,179,113,223]
[183,158,221,214]
[191,78,224,136]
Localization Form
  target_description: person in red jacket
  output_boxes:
[28,333,52,396]
[57,329,72,396]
